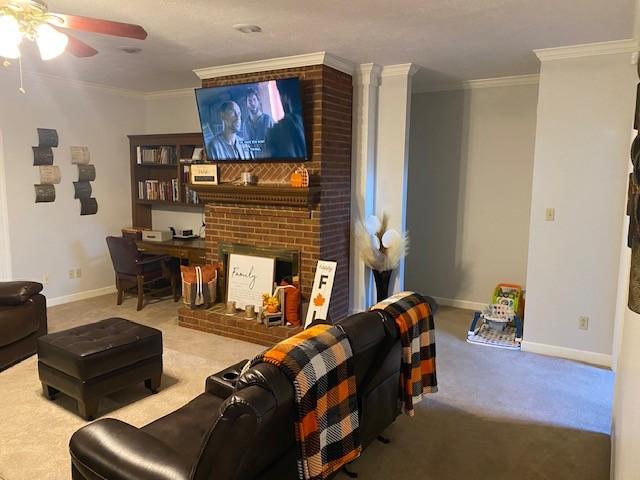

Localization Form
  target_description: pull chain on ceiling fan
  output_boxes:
[0,0,147,92]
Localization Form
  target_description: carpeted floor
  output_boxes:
[0,294,613,479]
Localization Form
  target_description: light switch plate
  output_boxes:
[545,208,555,221]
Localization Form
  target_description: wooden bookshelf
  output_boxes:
[128,133,204,229]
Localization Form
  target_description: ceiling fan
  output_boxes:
[0,0,147,61]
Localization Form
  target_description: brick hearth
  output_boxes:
[179,305,302,347]
[178,63,352,345]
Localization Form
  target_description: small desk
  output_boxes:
[136,238,207,265]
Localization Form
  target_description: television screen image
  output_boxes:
[195,77,308,162]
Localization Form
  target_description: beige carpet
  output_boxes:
[0,294,613,479]
[0,294,263,480]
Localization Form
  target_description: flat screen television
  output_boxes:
[195,77,308,162]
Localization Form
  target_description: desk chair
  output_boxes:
[106,236,178,311]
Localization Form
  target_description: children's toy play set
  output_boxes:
[467,283,524,350]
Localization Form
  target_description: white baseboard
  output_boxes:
[520,340,612,368]
[47,286,116,307]
[431,296,485,311]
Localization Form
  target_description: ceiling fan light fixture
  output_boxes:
[0,14,22,59]
[36,23,68,60]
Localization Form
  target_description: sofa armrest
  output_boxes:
[205,359,249,398]
[69,418,191,480]
[0,282,43,306]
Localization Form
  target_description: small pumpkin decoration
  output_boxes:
[290,166,309,188]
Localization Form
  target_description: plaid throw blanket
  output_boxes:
[371,291,438,416]
[252,324,361,480]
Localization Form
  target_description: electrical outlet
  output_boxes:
[578,316,589,330]
[68,269,75,280]
[42,273,49,285]
[75,268,82,278]
[545,208,555,221]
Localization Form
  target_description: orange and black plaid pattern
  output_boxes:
[252,324,361,480]
[372,291,438,416]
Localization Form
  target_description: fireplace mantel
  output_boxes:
[190,184,321,208]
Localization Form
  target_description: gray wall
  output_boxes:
[406,84,538,305]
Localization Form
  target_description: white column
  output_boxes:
[350,64,381,312]
[0,129,12,280]
[374,64,419,294]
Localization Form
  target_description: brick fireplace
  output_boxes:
[178,63,353,346]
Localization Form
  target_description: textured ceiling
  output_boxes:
[5,0,636,92]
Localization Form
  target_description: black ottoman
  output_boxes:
[37,318,162,420]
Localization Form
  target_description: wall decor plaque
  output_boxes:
[37,128,58,148]
[38,165,61,185]
[32,146,54,166]
[77,164,96,182]
[34,184,55,203]
[70,146,90,164]
[227,253,275,310]
[73,181,92,199]
[304,260,337,327]
[80,197,98,215]
[190,164,218,185]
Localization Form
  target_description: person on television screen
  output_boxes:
[265,80,307,159]
[209,101,253,160]
[243,88,274,147]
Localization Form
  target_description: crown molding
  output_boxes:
[19,71,200,99]
[323,52,357,75]
[415,73,540,93]
[21,71,144,98]
[380,63,419,78]
[144,87,197,99]
[354,63,382,87]
[534,39,638,61]
[193,51,356,80]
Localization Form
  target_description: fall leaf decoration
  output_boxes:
[313,292,326,307]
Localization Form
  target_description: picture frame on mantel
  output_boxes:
[227,253,275,310]
[190,164,218,185]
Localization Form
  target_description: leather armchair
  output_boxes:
[0,281,47,371]
[69,306,422,480]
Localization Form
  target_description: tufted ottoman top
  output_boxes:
[37,318,162,381]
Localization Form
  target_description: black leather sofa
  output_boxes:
[0,281,47,371]
[69,305,427,480]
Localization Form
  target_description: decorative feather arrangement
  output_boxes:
[357,213,409,271]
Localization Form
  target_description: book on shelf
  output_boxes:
[138,178,180,202]
[183,185,200,204]
[138,146,177,165]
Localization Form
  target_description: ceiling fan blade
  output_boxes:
[52,27,98,57]
[48,13,148,40]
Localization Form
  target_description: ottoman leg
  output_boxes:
[145,374,161,394]
[42,383,58,400]
[78,396,99,421]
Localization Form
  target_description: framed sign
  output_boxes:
[304,260,337,327]
[227,253,275,310]
[190,164,218,185]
